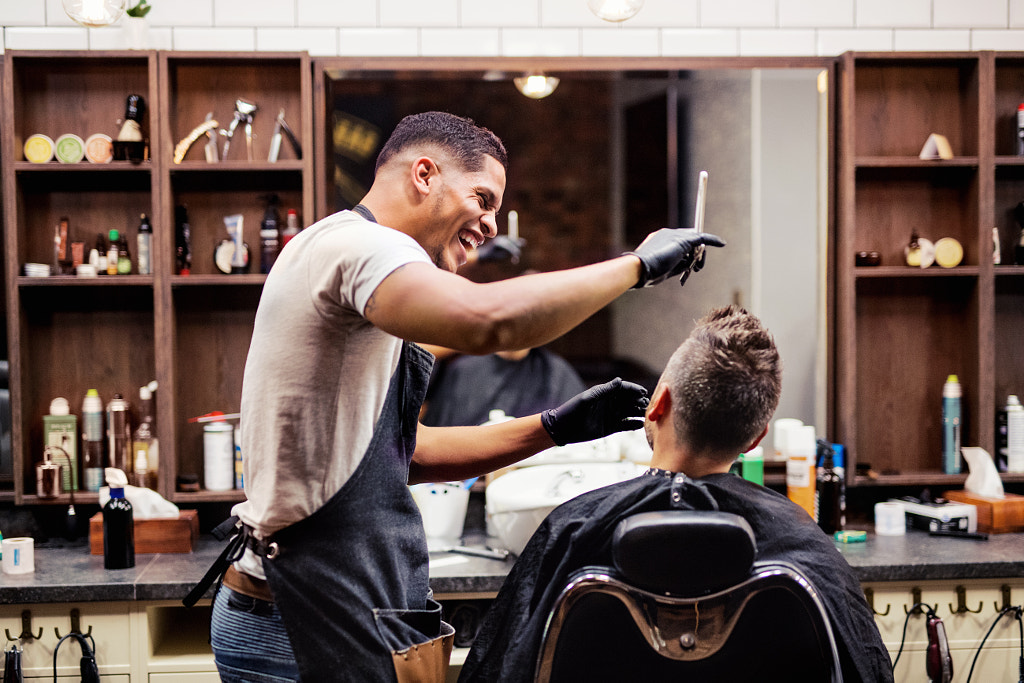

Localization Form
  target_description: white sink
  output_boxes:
[486,462,647,555]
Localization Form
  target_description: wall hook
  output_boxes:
[54,608,92,639]
[949,585,983,614]
[996,585,1017,613]
[904,587,935,615]
[4,610,43,641]
[864,588,891,616]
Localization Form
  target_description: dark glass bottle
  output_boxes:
[175,205,192,275]
[103,481,135,569]
[815,440,844,535]
[260,194,280,274]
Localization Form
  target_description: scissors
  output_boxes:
[679,170,708,286]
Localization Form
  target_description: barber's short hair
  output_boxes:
[375,111,508,174]
[662,305,782,456]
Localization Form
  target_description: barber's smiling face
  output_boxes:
[426,155,505,273]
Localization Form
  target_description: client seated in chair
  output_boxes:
[459,305,892,683]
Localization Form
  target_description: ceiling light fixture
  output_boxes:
[513,73,560,99]
[587,0,644,22]
[63,0,127,27]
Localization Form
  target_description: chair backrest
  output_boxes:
[534,511,843,683]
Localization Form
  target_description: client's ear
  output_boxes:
[646,385,671,422]
[743,424,770,453]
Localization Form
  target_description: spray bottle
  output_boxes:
[102,468,134,569]
[942,375,962,474]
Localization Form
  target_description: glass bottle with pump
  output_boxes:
[136,214,152,275]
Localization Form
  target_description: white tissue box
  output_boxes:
[90,509,199,554]
[944,491,1024,534]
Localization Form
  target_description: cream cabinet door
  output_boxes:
[0,602,133,679]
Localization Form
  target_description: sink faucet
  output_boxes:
[547,469,584,497]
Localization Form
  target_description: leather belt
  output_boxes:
[224,565,276,603]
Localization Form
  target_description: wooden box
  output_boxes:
[89,509,199,554]
[943,490,1024,534]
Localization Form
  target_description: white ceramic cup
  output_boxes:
[874,502,906,536]
[2,537,35,574]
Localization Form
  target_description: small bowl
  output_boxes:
[112,140,146,163]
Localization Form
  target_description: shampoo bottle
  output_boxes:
[786,425,817,518]
[81,389,104,492]
[43,397,77,492]
[136,214,152,275]
[102,468,134,569]
[942,375,962,474]
[1007,395,1024,473]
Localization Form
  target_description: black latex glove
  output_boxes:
[541,377,649,447]
[476,235,526,264]
[626,228,725,288]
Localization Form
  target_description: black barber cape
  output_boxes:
[422,348,586,428]
[459,472,893,683]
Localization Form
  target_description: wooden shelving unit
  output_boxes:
[833,51,1024,486]
[1,50,312,505]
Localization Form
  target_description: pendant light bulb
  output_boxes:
[63,0,127,28]
[587,0,644,22]
[514,73,560,100]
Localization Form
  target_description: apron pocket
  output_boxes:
[375,599,455,683]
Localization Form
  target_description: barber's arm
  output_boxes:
[409,378,648,483]
[366,229,724,355]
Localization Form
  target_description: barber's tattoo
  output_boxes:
[365,263,414,317]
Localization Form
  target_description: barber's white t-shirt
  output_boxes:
[232,211,431,576]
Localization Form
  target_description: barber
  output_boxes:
[197,111,724,683]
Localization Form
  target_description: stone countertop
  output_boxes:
[1,530,1023,605]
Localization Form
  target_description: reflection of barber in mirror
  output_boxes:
[421,256,587,427]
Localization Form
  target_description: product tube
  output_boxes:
[224,214,247,274]
[942,375,962,474]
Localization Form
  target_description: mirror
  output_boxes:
[321,62,830,437]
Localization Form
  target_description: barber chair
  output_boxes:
[534,511,843,682]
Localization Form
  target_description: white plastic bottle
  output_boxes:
[1007,395,1024,473]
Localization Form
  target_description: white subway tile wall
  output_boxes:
[2,0,1022,54]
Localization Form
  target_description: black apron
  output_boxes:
[263,341,452,682]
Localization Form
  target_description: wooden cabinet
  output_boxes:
[1,51,311,505]
[833,51,1024,487]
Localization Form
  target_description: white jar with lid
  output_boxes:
[203,420,235,491]
[1007,395,1024,473]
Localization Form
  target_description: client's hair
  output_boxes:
[661,305,782,457]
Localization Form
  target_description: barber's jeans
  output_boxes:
[211,586,300,682]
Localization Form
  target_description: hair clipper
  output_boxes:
[926,613,953,683]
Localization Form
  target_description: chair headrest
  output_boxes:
[611,510,756,596]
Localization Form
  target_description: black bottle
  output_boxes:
[103,469,135,569]
[815,440,844,536]
[260,194,280,274]
[175,204,192,275]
